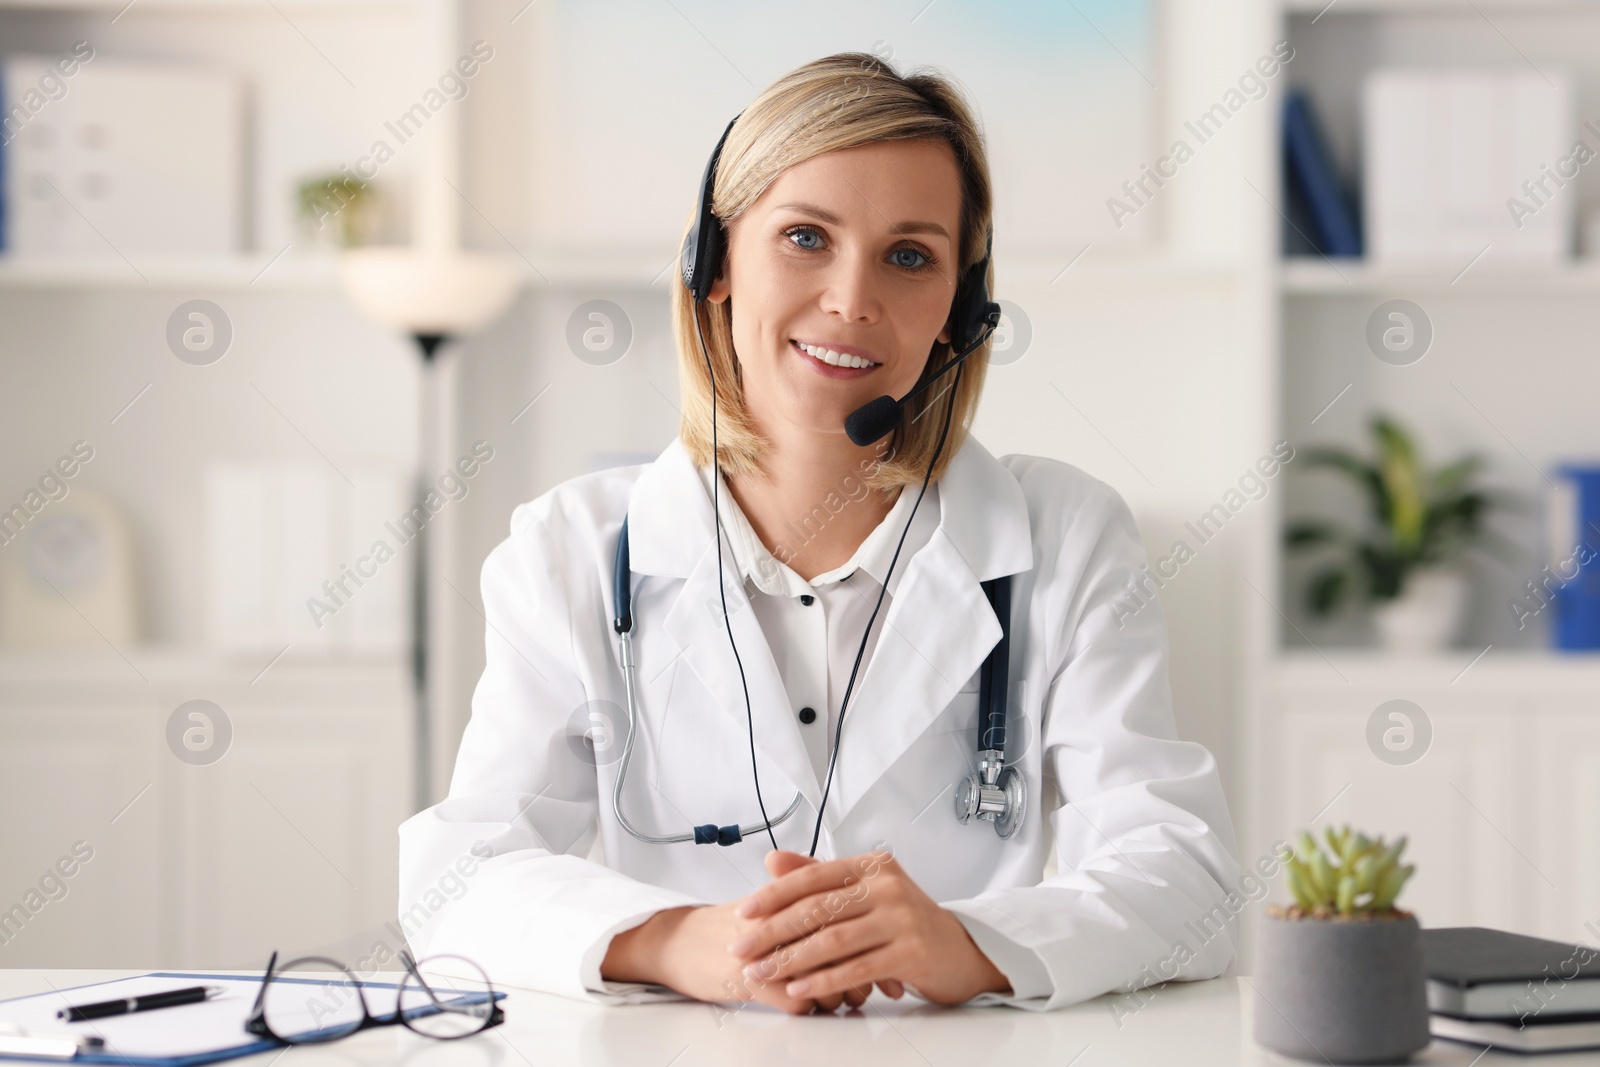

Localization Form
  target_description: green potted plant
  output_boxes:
[296,171,378,250]
[1284,414,1516,652]
[1255,826,1428,1064]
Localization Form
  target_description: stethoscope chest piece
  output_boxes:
[955,759,1027,839]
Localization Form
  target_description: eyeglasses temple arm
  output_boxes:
[399,950,449,1011]
[249,950,279,1017]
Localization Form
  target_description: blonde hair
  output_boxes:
[669,52,994,493]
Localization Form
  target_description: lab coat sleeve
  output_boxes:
[397,504,712,1005]
[939,477,1242,1011]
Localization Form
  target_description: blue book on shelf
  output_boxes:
[1552,465,1600,651]
[1283,89,1361,257]
[1281,147,1322,258]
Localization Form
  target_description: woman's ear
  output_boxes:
[706,224,732,304]
[707,218,734,304]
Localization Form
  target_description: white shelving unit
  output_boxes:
[0,644,412,968]
[0,254,346,291]
[1281,259,1600,294]
[1269,648,1600,691]
[0,0,437,966]
[0,0,411,8]
[1240,0,1600,957]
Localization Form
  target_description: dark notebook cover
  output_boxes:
[1282,89,1362,257]
[1423,927,1600,989]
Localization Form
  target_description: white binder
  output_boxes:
[1364,67,1575,266]
[3,56,242,256]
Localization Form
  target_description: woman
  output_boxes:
[398,53,1240,1015]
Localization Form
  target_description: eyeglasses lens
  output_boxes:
[261,959,365,1043]
[398,956,496,1039]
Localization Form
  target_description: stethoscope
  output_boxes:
[607,505,1027,848]
[611,508,1024,851]
[604,110,1026,854]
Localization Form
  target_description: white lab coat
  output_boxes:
[397,432,1241,1011]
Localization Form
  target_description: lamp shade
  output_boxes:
[338,246,523,336]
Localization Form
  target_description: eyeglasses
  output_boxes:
[245,949,503,1045]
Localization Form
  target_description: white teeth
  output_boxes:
[798,341,876,369]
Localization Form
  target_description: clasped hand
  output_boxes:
[655,846,1010,1014]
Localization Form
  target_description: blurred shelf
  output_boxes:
[0,249,667,294]
[1002,253,1240,289]
[1280,258,1600,296]
[0,0,412,11]
[0,643,410,688]
[509,247,683,291]
[1283,0,1600,14]
[0,253,351,292]
[1266,647,1600,692]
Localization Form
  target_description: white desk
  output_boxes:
[0,971,1588,1066]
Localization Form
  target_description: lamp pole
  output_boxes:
[336,0,520,813]
[410,0,461,812]
[411,330,451,811]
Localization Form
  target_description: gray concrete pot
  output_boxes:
[1254,911,1430,1064]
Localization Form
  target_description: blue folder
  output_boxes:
[1283,89,1363,257]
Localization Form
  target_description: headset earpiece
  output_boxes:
[680,115,741,303]
[948,228,1001,354]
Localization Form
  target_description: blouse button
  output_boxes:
[798,707,817,725]
[799,594,814,606]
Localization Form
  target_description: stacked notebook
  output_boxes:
[1424,927,1600,1053]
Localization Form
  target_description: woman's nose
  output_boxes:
[817,249,882,324]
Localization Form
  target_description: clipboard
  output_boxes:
[0,970,504,1065]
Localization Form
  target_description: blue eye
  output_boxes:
[787,227,823,250]
[782,227,935,271]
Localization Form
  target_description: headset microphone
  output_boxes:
[843,314,999,446]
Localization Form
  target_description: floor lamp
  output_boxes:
[338,247,521,810]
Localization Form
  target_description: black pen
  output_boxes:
[58,985,223,1022]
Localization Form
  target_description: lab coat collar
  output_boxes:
[698,461,938,599]
[624,434,1033,839]
[628,435,1028,583]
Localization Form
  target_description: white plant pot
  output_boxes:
[1372,568,1467,653]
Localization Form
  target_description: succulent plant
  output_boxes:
[1282,825,1415,919]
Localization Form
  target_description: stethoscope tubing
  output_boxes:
[610,582,805,845]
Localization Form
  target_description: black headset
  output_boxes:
[675,110,1004,856]
[680,114,1001,382]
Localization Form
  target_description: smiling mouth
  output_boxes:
[791,340,881,370]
